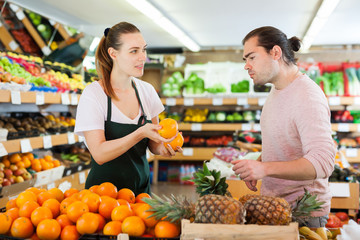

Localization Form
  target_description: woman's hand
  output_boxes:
[140,123,176,143]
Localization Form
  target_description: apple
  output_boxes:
[2,178,11,186]
[9,165,18,172]
[22,172,32,180]
[0,162,4,169]
[14,169,25,176]
[9,176,16,183]
[15,176,24,183]
[4,169,13,178]
[0,171,4,178]
[0,177,3,184]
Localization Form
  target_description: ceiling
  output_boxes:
[7,0,360,51]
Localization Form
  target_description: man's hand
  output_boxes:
[231,159,266,181]
[245,180,258,191]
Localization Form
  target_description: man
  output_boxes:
[232,26,335,227]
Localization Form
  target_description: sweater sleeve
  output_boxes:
[295,88,335,179]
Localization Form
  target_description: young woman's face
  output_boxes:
[112,32,147,78]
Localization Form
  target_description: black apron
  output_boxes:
[85,81,152,195]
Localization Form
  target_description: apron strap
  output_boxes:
[107,95,112,122]
[131,81,148,125]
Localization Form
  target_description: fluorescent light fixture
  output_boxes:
[302,0,341,51]
[125,0,200,52]
[89,37,100,52]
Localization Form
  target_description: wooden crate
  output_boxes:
[181,219,299,240]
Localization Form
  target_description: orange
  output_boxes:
[66,201,89,223]
[16,190,37,208]
[30,232,41,240]
[76,212,99,235]
[122,216,146,237]
[2,158,11,168]
[135,203,159,228]
[6,198,17,210]
[131,202,145,211]
[56,214,74,229]
[81,192,101,213]
[10,153,22,163]
[95,213,106,232]
[47,188,65,202]
[16,160,26,168]
[26,187,45,196]
[60,197,77,215]
[44,155,53,161]
[36,219,61,240]
[60,225,80,240]
[158,118,178,138]
[31,206,53,227]
[64,188,79,198]
[135,192,152,203]
[98,197,120,220]
[53,159,61,167]
[97,182,118,198]
[42,198,60,218]
[154,220,180,238]
[10,217,34,238]
[103,221,122,235]
[5,207,19,221]
[37,191,55,206]
[32,162,42,172]
[117,199,131,208]
[24,152,34,161]
[23,157,32,168]
[0,213,12,234]
[77,189,91,200]
[111,205,133,222]
[19,201,39,218]
[89,185,99,193]
[117,188,136,203]
[165,132,184,150]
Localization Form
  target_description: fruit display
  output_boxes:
[0,182,181,239]
[182,108,208,123]
[183,72,205,95]
[161,71,184,97]
[0,153,34,187]
[231,80,250,93]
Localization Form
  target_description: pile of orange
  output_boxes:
[158,118,184,150]
[0,182,180,239]
[2,153,61,173]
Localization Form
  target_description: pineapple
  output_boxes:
[145,162,246,224]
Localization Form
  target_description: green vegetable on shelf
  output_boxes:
[345,68,360,96]
[206,83,226,93]
[231,80,250,93]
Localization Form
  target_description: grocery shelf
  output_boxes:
[331,123,360,132]
[53,22,70,41]
[0,90,80,104]
[1,132,79,154]
[0,25,22,53]
[340,149,360,163]
[179,122,260,132]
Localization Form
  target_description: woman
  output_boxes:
[75,22,180,195]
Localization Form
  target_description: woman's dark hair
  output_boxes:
[95,22,140,100]
[242,26,301,65]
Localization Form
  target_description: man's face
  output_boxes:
[242,36,278,85]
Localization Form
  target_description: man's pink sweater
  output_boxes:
[260,74,336,217]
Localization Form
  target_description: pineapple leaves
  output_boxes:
[292,188,325,218]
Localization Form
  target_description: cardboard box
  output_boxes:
[226,179,261,198]
[181,219,299,240]
[34,166,65,187]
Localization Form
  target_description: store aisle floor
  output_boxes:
[151,182,198,202]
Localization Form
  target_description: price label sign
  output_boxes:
[43,135,52,149]
[182,148,194,156]
[212,98,223,106]
[165,98,176,106]
[191,123,202,131]
[184,98,194,106]
[67,132,76,144]
[15,10,25,20]
[241,124,252,131]
[337,123,350,132]
[253,124,261,132]
[354,97,360,105]
[346,148,358,158]
[0,143,8,157]
[9,41,18,51]
[65,169,72,176]
[77,165,83,172]
[61,93,70,105]
[11,91,21,104]
[71,94,78,105]
[237,98,248,105]
[36,91,45,105]
[258,98,267,106]
[20,139,33,153]
[79,171,86,184]
[328,97,341,106]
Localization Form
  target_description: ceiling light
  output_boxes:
[125,0,200,52]
[302,0,341,52]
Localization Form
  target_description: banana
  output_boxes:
[315,227,328,240]
[299,226,323,240]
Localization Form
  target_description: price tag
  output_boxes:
[253,124,261,132]
[0,143,8,157]
[79,171,86,184]
[71,94,78,105]
[357,124,360,132]
[9,3,19,12]
[184,98,194,106]
[67,132,76,144]
[165,98,176,106]
[0,21,2,27]
[338,123,350,132]
[43,135,52,149]
[36,91,45,105]
[78,136,85,142]
[212,98,223,106]
[65,169,72,176]
[15,10,25,20]
[49,20,56,26]
[58,181,72,193]
[61,93,70,105]
[329,183,350,197]
[182,148,194,156]
[241,124,252,131]
[191,123,202,131]
[41,67,46,73]
[11,91,21,104]
[77,165,83,172]
[345,148,358,158]
[41,46,52,56]
[20,139,33,153]
[47,182,55,190]
[258,98,267,106]
[9,41,18,51]
[328,97,341,106]
[354,97,360,105]
[237,98,248,105]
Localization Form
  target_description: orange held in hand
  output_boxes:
[164,132,184,150]
[158,118,178,139]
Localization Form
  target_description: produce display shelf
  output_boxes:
[1,132,79,154]
[331,123,360,132]
[179,122,259,132]
[0,25,22,53]
[339,149,360,163]
[0,89,80,104]
[53,22,71,41]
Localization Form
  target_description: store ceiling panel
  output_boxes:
[7,0,360,51]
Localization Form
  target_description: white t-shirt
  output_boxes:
[74,78,164,137]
